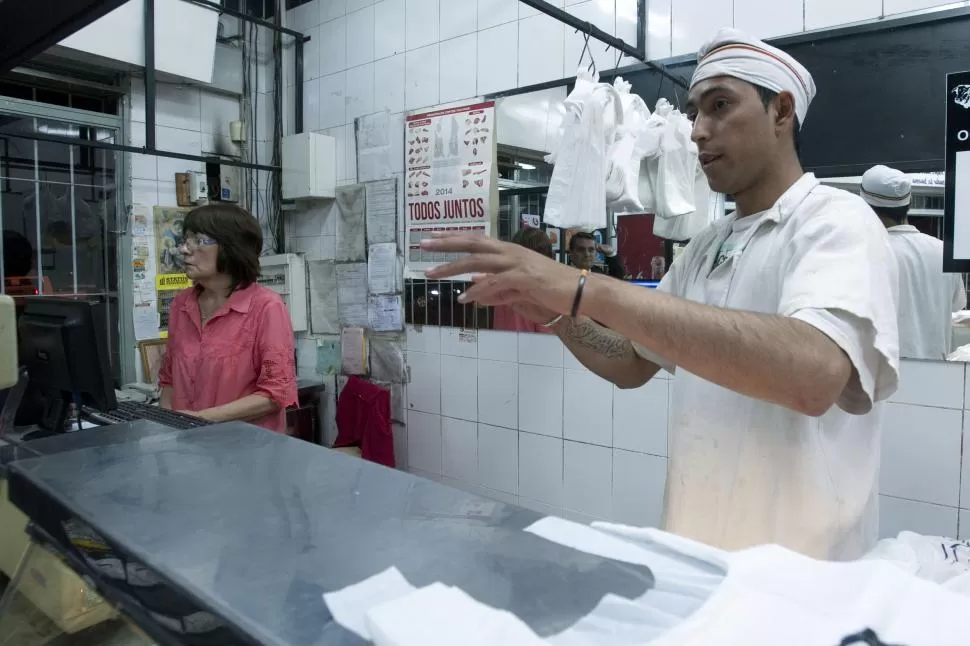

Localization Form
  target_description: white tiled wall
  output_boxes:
[404,327,970,540]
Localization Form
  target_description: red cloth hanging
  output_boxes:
[334,376,395,468]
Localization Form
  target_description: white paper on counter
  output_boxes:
[336,263,370,327]
[323,567,416,640]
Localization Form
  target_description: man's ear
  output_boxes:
[774,91,797,133]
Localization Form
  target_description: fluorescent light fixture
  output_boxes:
[516,162,536,170]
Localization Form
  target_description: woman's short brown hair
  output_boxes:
[512,227,553,258]
[183,204,262,291]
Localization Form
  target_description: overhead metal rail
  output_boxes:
[516,0,689,90]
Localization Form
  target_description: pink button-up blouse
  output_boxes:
[158,284,298,433]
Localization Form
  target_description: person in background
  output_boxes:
[862,165,966,360]
[3,230,53,296]
[569,231,625,279]
[158,204,297,433]
[492,228,556,334]
[422,28,899,561]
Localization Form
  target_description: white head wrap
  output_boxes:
[860,165,912,208]
[691,28,816,128]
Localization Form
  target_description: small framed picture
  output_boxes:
[138,339,168,386]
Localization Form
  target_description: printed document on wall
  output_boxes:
[404,101,497,279]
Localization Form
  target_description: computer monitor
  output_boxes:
[17,297,117,433]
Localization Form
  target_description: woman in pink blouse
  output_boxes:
[158,204,297,433]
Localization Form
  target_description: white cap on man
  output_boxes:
[860,165,912,208]
[691,28,817,128]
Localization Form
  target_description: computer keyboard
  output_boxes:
[82,401,212,430]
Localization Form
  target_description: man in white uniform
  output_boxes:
[861,165,966,360]
[422,29,899,561]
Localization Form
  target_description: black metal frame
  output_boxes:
[2,0,310,173]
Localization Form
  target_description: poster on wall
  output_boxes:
[945,71,970,272]
[404,101,497,279]
[152,206,190,333]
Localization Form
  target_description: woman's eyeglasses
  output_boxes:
[178,236,218,252]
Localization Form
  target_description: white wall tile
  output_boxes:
[477,0,518,30]
[671,0,733,56]
[734,0,802,40]
[440,0,477,40]
[518,14,565,87]
[477,23,518,95]
[289,0,321,30]
[131,179,157,206]
[156,127,202,179]
[319,71,348,128]
[345,63,375,122]
[962,415,970,509]
[319,16,348,77]
[441,355,478,421]
[407,324,441,354]
[613,379,668,456]
[375,0,406,59]
[478,330,517,363]
[519,364,564,437]
[478,360,519,430]
[613,450,667,528]
[439,34,478,104]
[518,332,563,367]
[302,77,321,132]
[518,497,563,517]
[805,0,882,30]
[615,0,641,67]
[155,83,201,131]
[374,54,407,113]
[562,346,587,372]
[961,510,970,540]
[407,410,442,473]
[347,0,376,17]
[406,0,440,50]
[563,369,613,447]
[442,417,478,481]
[405,44,440,110]
[880,403,963,507]
[564,441,612,518]
[885,0,964,15]
[879,495,959,539]
[441,326,478,357]
[303,25,322,81]
[519,432,564,506]
[895,359,965,409]
[406,350,441,414]
[563,2,616,77]
[157,181,177,206]
[346,6,376,67]
[393,421,408,468]
[520,0,563,18]
[321,0,349,22]
[478,424,518,494]
[200,92,239,135]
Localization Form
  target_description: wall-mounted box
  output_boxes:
[258,254,307,333]
[282,133,336,201]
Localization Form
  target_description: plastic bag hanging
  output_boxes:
[543,71,623,231]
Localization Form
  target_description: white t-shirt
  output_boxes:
[887,225,966,360]
[635,174,900,561]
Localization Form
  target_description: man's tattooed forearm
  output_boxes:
[563,318,633,359]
